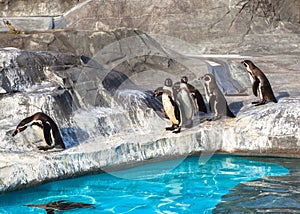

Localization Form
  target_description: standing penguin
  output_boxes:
[180,76,207,113]
[176,82,194,128]
[12,112,65,151]
[201,74,235,119]
[153,78,181,133]
[241,60,277,105]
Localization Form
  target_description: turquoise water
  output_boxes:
[0,155,289,213]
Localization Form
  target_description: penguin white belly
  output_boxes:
[177,90,194,120]
[31,125,46,144]
[204,84,210,104]
[248,73,255,84]
[258,84,263,100]
[162,93,179,125]
[50,129,55,146]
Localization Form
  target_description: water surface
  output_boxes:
[0,155,289,213]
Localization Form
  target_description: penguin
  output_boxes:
[180,76,207,113]
[201,74,235,119]
[26,200,94,214]
[241,60,277,105]
[176,82,194,128]
[12,112,65,151]
[153,78,181,133]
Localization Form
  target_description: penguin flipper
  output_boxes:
[169,96,181,125]
[46,209,55,214]
[252,77,259,97]
[43,122,53,147]
[208,95,216,114]
[194,90,207,113]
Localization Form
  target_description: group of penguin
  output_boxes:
[153,74,234,133]
[11,60,277,150]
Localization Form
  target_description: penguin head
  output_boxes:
[181,76,188,83]
[153,87,163,97]
[164,78,173,87]
[12,122,28,137]
[241,60,255,71]
[201,74,215,84]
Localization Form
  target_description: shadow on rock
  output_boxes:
[277,92,290,100]
[229,101,244,115]
[60,128,90,149]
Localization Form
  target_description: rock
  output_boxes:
[0,0,79,17]
[0,17,56,32]
[1,1,300,54]
[61,0,300,54]
[0,47,81,93]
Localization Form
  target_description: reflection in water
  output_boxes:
[214,156,300,213]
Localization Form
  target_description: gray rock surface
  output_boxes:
[0,0,80,17]
[62,0,300,54]
[1,0,300,54]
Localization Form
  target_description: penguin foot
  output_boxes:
[172,127,181,134]
[166,126,176,131]
[252,100,266,105]
[206,116,221,121]
[251,100,260,104]
[37,146,55,151]
[253,101,266,106]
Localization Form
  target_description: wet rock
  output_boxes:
[0,48,81,93]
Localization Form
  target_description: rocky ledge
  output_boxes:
[0,97,299,193]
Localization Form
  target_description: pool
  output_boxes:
[0,155,289,213]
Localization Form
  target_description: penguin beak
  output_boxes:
[152,91,157,98]
[241,61,247,67]
[12,126,26,137]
